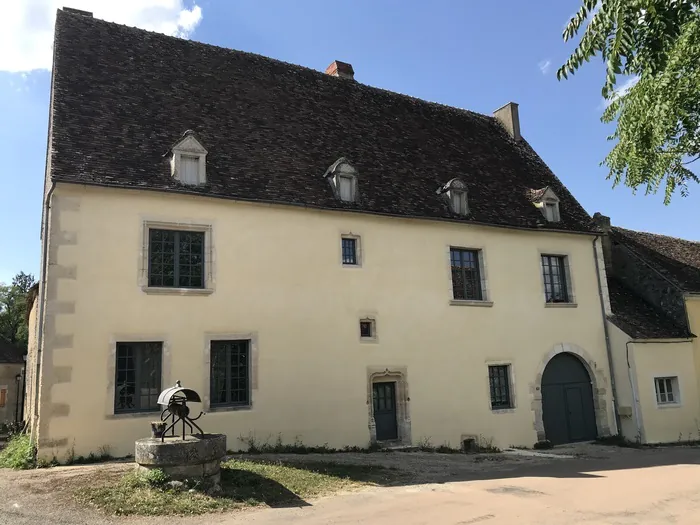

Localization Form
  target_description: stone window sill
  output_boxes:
[142,286,214,296]
[657,403,682,410]
[107,410,159,420]
[544,302,578,308]
[208,404,252,413]
[450,300,494,307]
[491,407,516,414]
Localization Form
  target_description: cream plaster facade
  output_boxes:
[608,322,700,444]
[28,183,616,459]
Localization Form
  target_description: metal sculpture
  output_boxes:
[157,381,205,441]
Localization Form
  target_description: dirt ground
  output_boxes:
[1,443,699,524]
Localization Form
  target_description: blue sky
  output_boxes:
[1,0,697,285]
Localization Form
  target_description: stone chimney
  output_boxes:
[592,212,613,275]
[325,61,355,80]
[493,102,521,141]
[63,7,94,16]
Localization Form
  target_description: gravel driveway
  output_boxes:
[0,444,695,524]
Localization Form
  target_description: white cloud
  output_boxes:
[599,76,640,110]
[0,1,202,73]
[538,59,551,75]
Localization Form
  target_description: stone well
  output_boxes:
[135,433,226,486]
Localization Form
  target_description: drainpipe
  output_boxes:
[625,341,643,441]
[30,181,56,450]
[593,235,622,436]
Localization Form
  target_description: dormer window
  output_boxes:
[543,199,560,222]
[170,131,207,185]
[325,157,358,202]
[437,178,469,216]
[528,187,561,223]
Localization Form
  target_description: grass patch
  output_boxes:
[0,434,34,470]
[75,458,398,516]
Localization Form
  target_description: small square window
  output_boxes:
[341,237,359,266]
[488,365,512,410]
[655,377,679,405]
[360,319,375,339]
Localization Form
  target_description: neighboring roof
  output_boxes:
[0,338,24,364]
[612,227,700,292]
[606,277,694,340]
[50,9,595,234]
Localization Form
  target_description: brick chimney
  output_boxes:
[592,212,613,275]
[325,61,355,80]
[493,102,521,141]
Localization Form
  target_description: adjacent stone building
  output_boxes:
[594,214,700,444]
[0,338,24,428]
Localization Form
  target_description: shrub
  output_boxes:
[533,440,553,450]
[0,434,34,469]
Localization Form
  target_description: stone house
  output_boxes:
[0,338,24,428]
[594,214,700,444]
[25,8,619,460]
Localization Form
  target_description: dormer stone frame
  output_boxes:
[532,187,561,223]
[324,157,358,203]
[437,178,469,216]
[170,130,207,185]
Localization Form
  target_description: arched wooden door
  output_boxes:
[542,353,597,445]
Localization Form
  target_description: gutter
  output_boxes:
[593,235,622,436]
[30,181,56,450]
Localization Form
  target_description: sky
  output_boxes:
[1,0,698,285]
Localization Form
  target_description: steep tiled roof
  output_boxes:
[0,338,23,364]
[49,10,595,233]
[612,227,700,292]
[606,278,693,339]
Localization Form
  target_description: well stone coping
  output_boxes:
[135,433,227,467]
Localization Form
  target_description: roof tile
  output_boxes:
[50,10,595,233]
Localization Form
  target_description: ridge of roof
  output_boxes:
[50,9,596,234]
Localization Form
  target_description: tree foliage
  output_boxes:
[0,272,36,350]
[558,0,700,203]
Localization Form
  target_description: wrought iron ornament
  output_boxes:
[157,381,205,441]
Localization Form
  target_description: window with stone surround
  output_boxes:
[114,342,162,414]
[148,229,205,288]
[488,365,513,409]
[210,340,251,408]
[541,254,573,303]
[450,247,485,301]
[655,377,680,405]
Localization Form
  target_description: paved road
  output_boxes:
[2,447,700,524]
[220,448,700,525]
